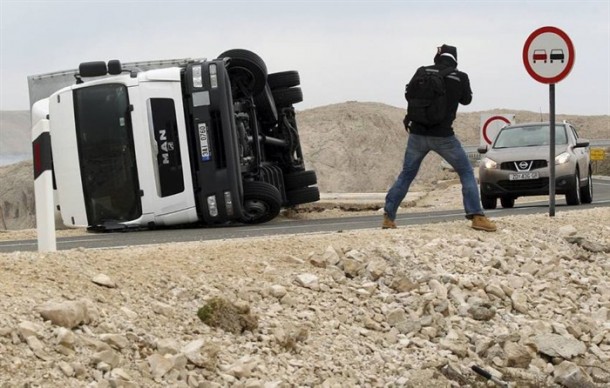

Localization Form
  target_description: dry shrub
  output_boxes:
[197,297,258,334]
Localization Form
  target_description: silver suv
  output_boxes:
[478,122,592,209]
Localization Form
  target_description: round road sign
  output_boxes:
[523,26,575,84]
[482,115,512,145]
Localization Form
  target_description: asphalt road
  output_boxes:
[2,178,609,253]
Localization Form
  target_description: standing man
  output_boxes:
[382,44,497,232]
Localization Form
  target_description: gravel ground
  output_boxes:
[0,205,609,387]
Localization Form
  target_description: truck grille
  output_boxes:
[210,111,226,169]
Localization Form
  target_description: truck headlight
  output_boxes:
[192,65,203,88]
[207,195,218,217]
[555,152,571,165]
[224,191,233,216]
[481,157,498,169]
[209,64,218,88]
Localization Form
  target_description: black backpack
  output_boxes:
[405,66,455,127]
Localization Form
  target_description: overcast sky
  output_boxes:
[1,0,609,115]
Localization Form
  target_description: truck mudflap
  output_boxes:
[183,61,244,224]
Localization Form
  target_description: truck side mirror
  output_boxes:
[78,61,108,78]
[107,60,122,75]
[477,145,488,154]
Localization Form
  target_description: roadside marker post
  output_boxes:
[32,119,57,252]
[523,26,575,217]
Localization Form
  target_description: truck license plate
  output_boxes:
[198,123,211,162]
[509,172,539,180]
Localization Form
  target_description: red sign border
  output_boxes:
[482,115,511,145]
[523,26,575,84]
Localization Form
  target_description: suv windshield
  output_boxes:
[493,125,567,149]
[73,84,142,225]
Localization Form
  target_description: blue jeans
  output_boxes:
[384,134,484,220]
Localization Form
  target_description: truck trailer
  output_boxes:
[31,49,319,231]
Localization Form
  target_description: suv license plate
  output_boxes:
[509,172,539,180]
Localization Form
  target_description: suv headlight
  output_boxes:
[481,157,498,169]
[555,152,571,165]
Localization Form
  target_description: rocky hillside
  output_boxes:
[0,110,30,157]
[298,102,412,193]
[0,161,35,230]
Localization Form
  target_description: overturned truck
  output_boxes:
[31,49,319,231]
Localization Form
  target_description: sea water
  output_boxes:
[0,153,31,166]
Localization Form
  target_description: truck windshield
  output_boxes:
[73,84,142,225]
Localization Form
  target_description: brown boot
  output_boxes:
[471,215,497,232]
[382,214,397,229]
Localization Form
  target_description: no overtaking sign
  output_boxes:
[523,26,575,217]
[523,26,575,84]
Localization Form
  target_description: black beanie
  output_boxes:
[436,44,458,64]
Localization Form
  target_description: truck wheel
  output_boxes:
[218,49,268,97]
[284,170,317,191]
[580,169,593,204]
[241,181,282,224]
[565,170,581,206]
[286,186,320,206]
[268,71,300,90]
[272,87,303,107]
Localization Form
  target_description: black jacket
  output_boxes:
[407,56,472,137]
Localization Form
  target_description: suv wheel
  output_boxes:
[500,197,515,208]
[481,193,497,210]
[240,181,282,224]
[580,168,593,204]
[565,170,581,206]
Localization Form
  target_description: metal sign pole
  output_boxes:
[523,26,574,217]
[549,83,556,217]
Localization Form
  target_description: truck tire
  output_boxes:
[268,71,300,90]
[272,87,303,107]
[286,186,320,206]
[218,49,268,97]
[284,170,317,191]
[241,181,282,224]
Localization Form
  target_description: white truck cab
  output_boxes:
[31,50,319,231]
